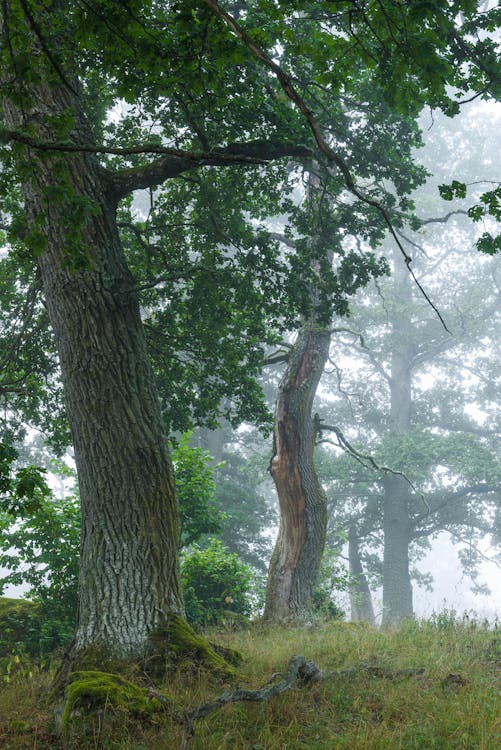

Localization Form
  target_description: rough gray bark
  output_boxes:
[348,529,375,625]
[38,175,184,656]
[382,255,414,625]
[2,59,183,658]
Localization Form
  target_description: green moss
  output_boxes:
[209,640,244,667]
[150,614,243,679]
[61,670,173,731]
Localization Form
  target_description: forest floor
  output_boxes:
[0,613,499,749]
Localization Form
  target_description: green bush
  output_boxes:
[0,597,40,658]
[0,433,225,654]
[181,539,256,628]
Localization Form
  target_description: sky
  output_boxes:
[411,534,500,623]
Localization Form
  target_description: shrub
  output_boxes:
[181,539,256,628]
[0,433,224,654]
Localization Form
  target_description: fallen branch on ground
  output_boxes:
[168,655,425,749]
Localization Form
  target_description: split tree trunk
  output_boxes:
[3,61,183,660]
[263,321,330,621]
[263,167,334,623]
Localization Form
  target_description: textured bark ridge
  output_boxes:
[2,49,183,658]
[41,156,183,655]
[264,322,331,621]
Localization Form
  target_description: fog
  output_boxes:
[1,19,499,632]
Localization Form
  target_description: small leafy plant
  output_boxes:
[181,538,256,629]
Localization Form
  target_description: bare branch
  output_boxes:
[174,654,425,749]
[330,327,392,383]
[315,418,429,512]
[417,210,469,226]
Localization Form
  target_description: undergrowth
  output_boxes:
[0,613,499,749]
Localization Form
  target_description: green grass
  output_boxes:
[0,615,499,749]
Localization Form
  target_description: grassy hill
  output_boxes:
[0,613,499,749]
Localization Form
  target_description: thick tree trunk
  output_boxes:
[3,71,183,659]
[382,476,413,623]
[348,529,375,625]
[381,255,414,625]
[263,321,330,621]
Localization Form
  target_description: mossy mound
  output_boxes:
[149,614,243,679]
[61,670,174,734]
[210,641,244,667]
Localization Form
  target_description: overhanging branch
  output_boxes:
[203,0,450,332]
[109,140,313,198]
[4,129,312,198]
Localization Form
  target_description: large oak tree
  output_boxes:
[0,0,499,661]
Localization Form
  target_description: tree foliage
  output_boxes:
[181,538,256,629]
[0,434,227,645]
[1,0,499,442]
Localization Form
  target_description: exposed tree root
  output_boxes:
[58,652,424,747]
[173,655,425,749]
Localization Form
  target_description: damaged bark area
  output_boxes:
[264,321,331,622]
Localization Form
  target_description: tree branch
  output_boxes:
[411,483,499,531]
[108,140,313,199]
[263,350,291,366]
[4,130,312,198]
[174,654,425,749]
[315,418,429,512]
[448,28,501,101]
[417,210,469,226]
[202,0,451,333]
[331,327,392,383]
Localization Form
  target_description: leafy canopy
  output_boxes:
[0,1,499,441]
